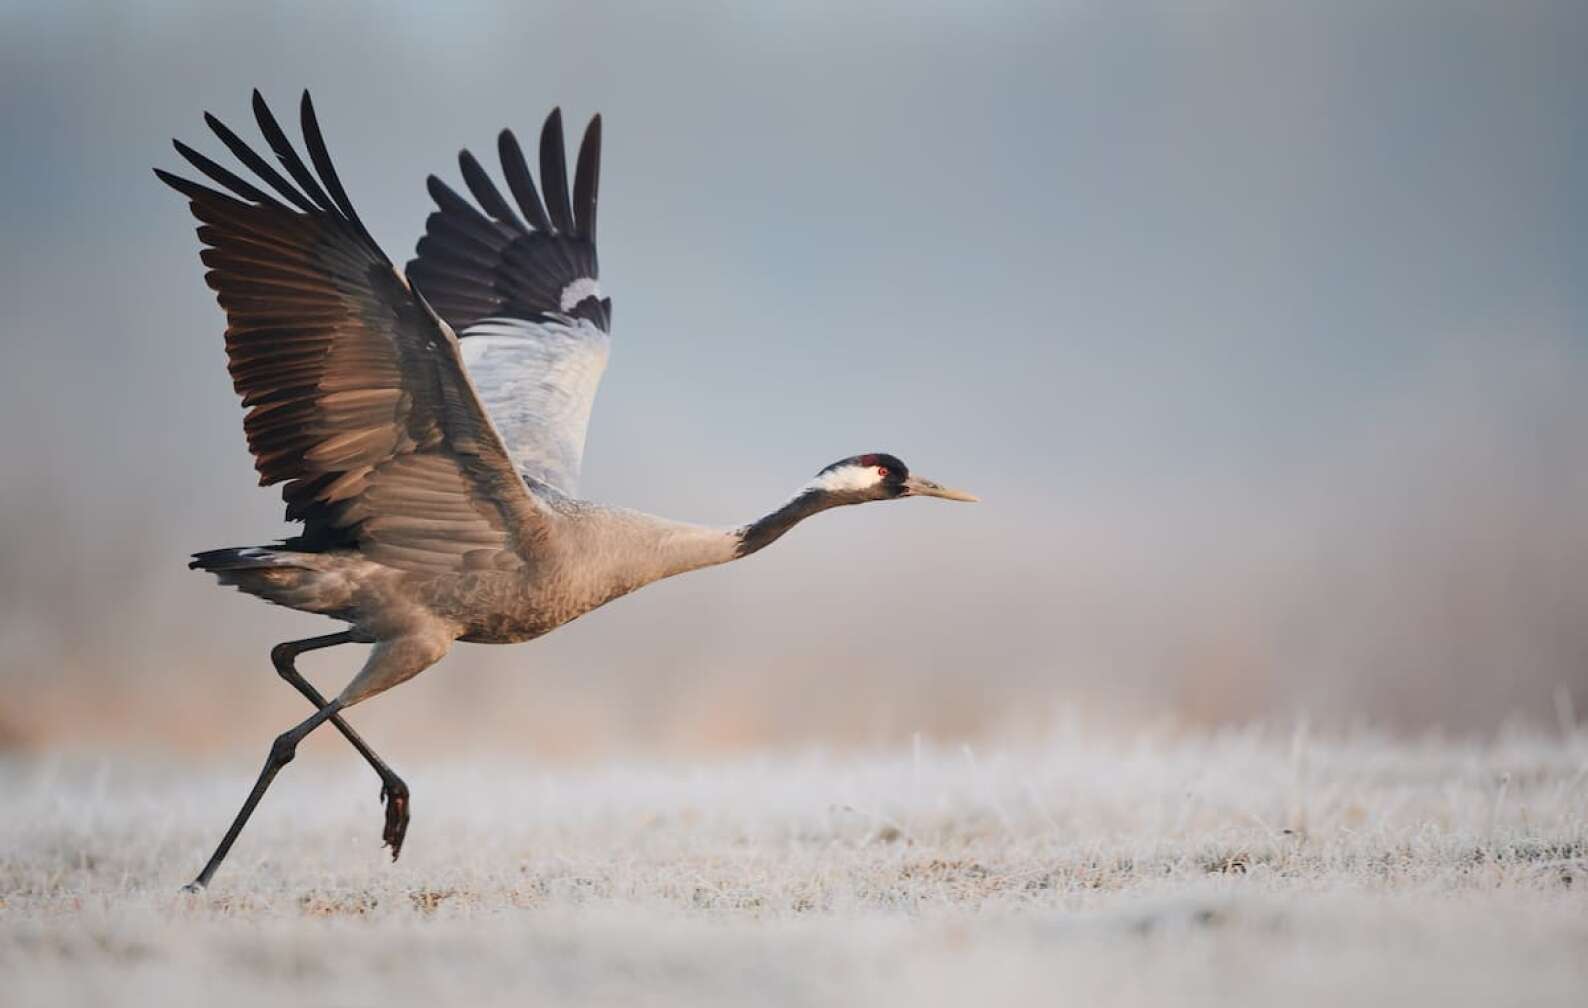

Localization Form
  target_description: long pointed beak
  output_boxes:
[902,475,979,502]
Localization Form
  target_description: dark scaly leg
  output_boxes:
[271,633,411,859]
[183,699,343,891]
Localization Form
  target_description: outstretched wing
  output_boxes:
[406,110,610,496]
[159,90,555,575]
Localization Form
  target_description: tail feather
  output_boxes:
[190,545,355,616]
[189,546,299,572]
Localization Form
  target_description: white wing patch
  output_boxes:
[460,316,610,495]
[805,464,883,495]
[559,277,602,312]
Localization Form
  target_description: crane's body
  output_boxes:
[198,505,732,637]
[159,90,975,890]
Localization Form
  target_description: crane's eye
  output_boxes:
[876,466,890,479]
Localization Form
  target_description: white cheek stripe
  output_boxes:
[560,277,602,312]
[805,465,882,494]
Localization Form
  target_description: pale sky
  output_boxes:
[1,1,1584,744]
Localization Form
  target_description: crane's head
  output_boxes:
[736,453,977,557]
[805,453,979,505]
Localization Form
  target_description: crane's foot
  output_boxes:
[380,781,410,860]
[180,879,206,894]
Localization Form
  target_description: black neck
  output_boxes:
[735,490,842,558]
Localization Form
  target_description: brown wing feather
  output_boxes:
[159,90,553,574]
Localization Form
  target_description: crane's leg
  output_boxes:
[272,633,411,859]
[182,699,343,892]
[183,631,451,891]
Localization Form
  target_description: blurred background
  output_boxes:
[1,1,1583,758]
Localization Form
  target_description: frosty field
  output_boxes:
[4,722,1586,1006]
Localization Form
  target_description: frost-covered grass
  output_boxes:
[3,722,1587,1006]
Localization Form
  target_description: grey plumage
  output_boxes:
[160,91,975,890]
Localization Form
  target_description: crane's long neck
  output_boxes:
[734,489,840,558]
[584,489,841,592]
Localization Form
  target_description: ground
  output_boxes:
[3,722,1586,1006]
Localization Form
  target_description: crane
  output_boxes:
[158,91,976,890]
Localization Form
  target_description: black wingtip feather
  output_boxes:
[573,115,601,239]
[498,128,553,233]
[459,148,525,230]
[251,90,335,214]
[172,137,283,209]
[409,107,609,335]
[425,174,487,225]
[299,89,377,249]
[155,166,254,214]
[538,108,574,234]
[153,166,201,198]
[203,109,318,214]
